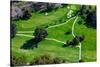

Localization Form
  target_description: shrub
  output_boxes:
[30,54,53,65]
[11,55,27,66]
[53,57,66,64]
[30,54,66,65]
[64,30,71,35]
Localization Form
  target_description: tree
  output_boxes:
[34,27,48,40]
[10,23,16,38]
[63,35,85,47]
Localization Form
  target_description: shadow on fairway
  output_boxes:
[20,38,40,49]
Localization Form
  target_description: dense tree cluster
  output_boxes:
[78,5,96,28]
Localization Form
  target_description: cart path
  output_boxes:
[72,16,78,37]
[71,16,82,60]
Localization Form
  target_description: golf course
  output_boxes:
[11,1,96,66]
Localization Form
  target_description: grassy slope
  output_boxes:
[15,7,68,31]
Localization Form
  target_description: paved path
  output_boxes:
[72,17,78,37]
[17,31,34,33]
[16,34,34,38]
[47,16,76,29]
[71,16,82,60]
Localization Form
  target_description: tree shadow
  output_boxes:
[20,38,41,49]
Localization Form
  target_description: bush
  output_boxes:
[53,57,66,64]
[64,29,71,35]
[30,54,53,65]
[30,54,66,65]
[11,55,27,66]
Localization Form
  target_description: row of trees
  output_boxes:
[11,1,66,20]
